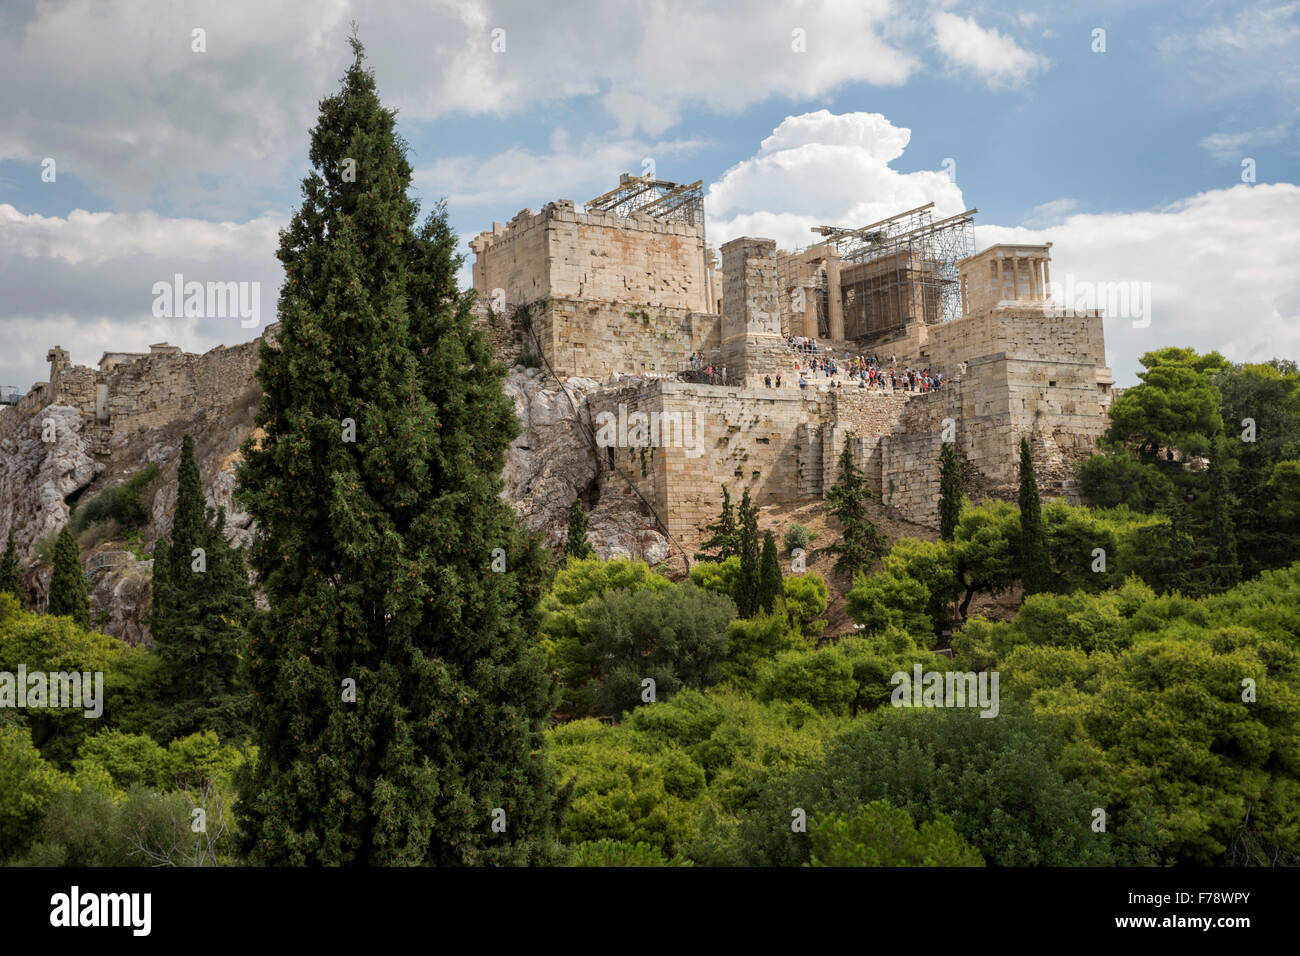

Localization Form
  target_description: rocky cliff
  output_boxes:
[0,336,668,645]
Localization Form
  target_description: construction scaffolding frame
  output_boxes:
[775,247,831,338]
[585,174,706,231]
[812,205,977,339]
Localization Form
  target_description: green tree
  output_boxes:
[1018,438,1050,597]
[824,445,886,579]
[1105,350,1225,458]
[740,703,1115,867]
[809,801,984,867]
[150,435,255,742]
[47,525,89,629]
[233,37,560,865]
[937,441,963,541]
[1076,446,1175,511]
[1205,436,1240,590]
[695,485,739,562]
[736,489,760,618]
[565,497,594,560]
[758,530,782,615]
[576,582,734,716]
[0,530,20,601]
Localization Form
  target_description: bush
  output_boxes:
[76,518,122,552]
[575,581,735,717]
[567,839,693,866]
[69,465,161,536]
[738,702,1116,866]
[809,800,984,867]
[783,524,813,554]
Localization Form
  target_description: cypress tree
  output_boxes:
[150,434,255,742]
[695,484,739,562]
[736,488,760,617]
[759,530,782,614]
[0,529,20,601]
[1017,438,1051,596]
[234,37,559,865]
[824,444,886,579]
[565,497,594,560]
[48,525,90,628]
[938,441,963,541]
[1206,437,1240,590]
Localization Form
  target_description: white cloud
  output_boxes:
[1200,118,1295,162]
[0,205,283,390]
[414,130,706,213]
[977,184,1300,383]
[0,0,920,211]
[931,11,1049,88]
[706,110,966,250]
[1021,198,1077,228]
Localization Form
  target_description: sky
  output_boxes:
[1,0,1298,391]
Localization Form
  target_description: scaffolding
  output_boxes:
[775,245,832,338]
[812,204,976,339]
[585,174,706,230]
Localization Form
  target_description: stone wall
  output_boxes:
[531,297,721,379]
[470,200,710,313]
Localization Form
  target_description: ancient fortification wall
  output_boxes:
[465,178,1114,535]
[470,200,710,313]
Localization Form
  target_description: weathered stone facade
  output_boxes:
[471,178,1115,537]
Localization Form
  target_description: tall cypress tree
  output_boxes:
[234,37,559,865]
[759,530,782,614]
[565,497,594,560]
[736,488,760,617]
[938,441,963,541]
[48,525,90,628]
[695,485,739,562]
[824,445,886,579]
[0,529,20,601]
[150,434,254,742]
[1017,438,1051,596]
[1206,436,1240,590]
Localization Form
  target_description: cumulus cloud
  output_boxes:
[0,205,283,390]
[705,110,965,250]
[0,0,918,212]
[931,11,1049,88]
[704,112,1300,385]
[976,184,1300,383]
[414,130,706,213]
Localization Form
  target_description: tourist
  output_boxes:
[764,374,772,388]
[776,373,782,387]
[799,375,807,389]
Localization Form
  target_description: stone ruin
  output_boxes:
[0,171,1117,625]
[469,174,1115,549]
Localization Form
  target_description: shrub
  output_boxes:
[567,839,692,866]
[783,523,812,554]
[809,800,984,867]
[69,465,161,536]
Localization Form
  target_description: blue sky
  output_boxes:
[1,0,1297,391]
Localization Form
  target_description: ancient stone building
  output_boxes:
[472,175,1114,536]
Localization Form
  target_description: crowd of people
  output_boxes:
[686,339,945,394]
[776,336,943,393]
